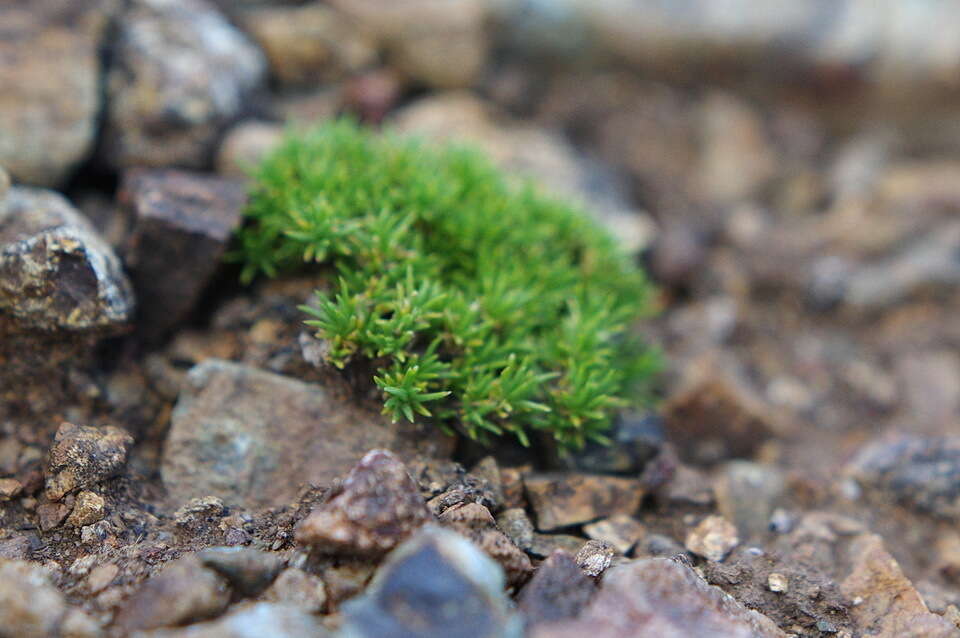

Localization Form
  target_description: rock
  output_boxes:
[37,501,70,531]
[86,563,119,594]
[339,525,523,638]
[715,461,787,539]
[496,508,534,552]
[529,533,589,560]
[0,559,69,637]
[518,550,596,626]
[561,412,664,474]
[529,558,786,638]
[215,122,283,178]
[524,473,643,531]
[329,0,489,89]
[663,356,788,464]
[583,515,646,555]
[162,360,451,508]
[45,422,133,501]
[103,0,266,170]
[135,602,329,638]
[113,554,231,633]
[0,1,116,186]
[321,562,375,612]
[841,533,957,638]
[260,568,327,614]
[0,478,23,501]
[848,434,960,520]
[66,490,105,527]
[296,450,431,558]
[439,502,533,586]
[239,4,376,88]
[0,536,32,560]
[685,515,740,562]
[0,167,9,201]
[767,572,789,593]
[118,169,246,340]
[575,540,615,578]
[197,547,285,597]
[0,187,134,332]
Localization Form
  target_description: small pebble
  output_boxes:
[767,572,788,593]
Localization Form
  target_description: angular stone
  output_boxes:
[0,559,69,637]
[113,554,231,633]
[0,478,23,501]
[119,169,245,340]
[37,501,70,531]
[496,508,534,552]
[848,433,960,520]
[197,546,285,597]
[0,1,116,186]
[103,0,265,170]
[162,360,451,508]
[134,602,329,638]
[530,558,786,638]
[260,568,327,614]
[66,490,106,527]
[296,449,431,558]
[583,515,645,555]
[339,525,523,638]
[685,515,740,562]
[575,540,615,578]
[524,473,643,531]
[439,502,533,587]
[45,422,133,501]
[1,187,134,332]
[518,550,596,626]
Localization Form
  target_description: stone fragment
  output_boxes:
[686,515,740,562]
[37,501,70,531]
[215,122,283,178]
[198,547,285,597]
[0,559,69,637]
[518,550,596,626]
[524,473,643,531]
[66,490,105,527]
[0,536,31,560]
[1,188,134,332]
[767,572,788,593]
[321,562,375,612]
[135,602,329,638]
[45,422,133,501]
[848,433,960,520]
[103,0,266,170]
[496,508,534,552]
[113,555,231,633]
[87,563,119,594]
[440,502,533,586]
[575,540,615,578]
[163,360,450,508]
[118,169,245,340]
[260,568,327,614]
[239,4,375,88]
[528,534,589,559]
[583,515,646,555]
[529,558,786,638]
[339,525,523,638]
[0,478,22,501]
[0,1,115,186]
[296,450,431,558]
[715,461,786,539]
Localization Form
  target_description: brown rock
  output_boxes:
[524,473,643,531]
[0,478,22,501]
[37,501,70,531]
[496,507,534,552]
[162,360,452,508]
[197,546,285,597]
[0,559,69,637]
[86,563,119,594]
[575,540,616,579]
[583,515,646,555]
[0,1,116,186]
[216,122,283,178]
[260,568,327,614]
[518,550,596,626]
[686,515,740,562]
[321,561,375,612]
[530,558,786,638]
[529,533,589,559]
[296,449,432,557]
[439,502,533,586]
[45,422,133,501]
[66,490,105,527]
[113,554,231,633]
[119,169,246,340]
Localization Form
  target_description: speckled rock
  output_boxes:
[524,473,643,531]
[496,508,535,552]
[197,547,285,597]
[530,557,787,638]
[339,525,524,638]
[135,602,329,638]
[518,550,596,626]
[162,360,451,508]
[583,515,645,555]
[103,0,266,170]
[66,490,106,527]
[296,449,432,558]
[0,1,117,186]
[439,502,533,586]
[686,515,740,562]
[575,540,615,578]
[45,422,133,501]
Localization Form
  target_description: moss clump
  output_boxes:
[234,119,658,450]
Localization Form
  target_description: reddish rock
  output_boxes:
[296,450,432,558]
[524,473,643,531]
[440,502,533,586]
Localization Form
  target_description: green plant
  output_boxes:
[233,119,658,450]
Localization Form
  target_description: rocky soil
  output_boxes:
[4,1,960,637]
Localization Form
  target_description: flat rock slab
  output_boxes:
[162,359,452,509]
[524,473,644,531]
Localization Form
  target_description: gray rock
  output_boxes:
[162,360,450,508]
[134,602,329,638]
[339,525,524,638]
[715,461,786,540]
[530,557,786,638]
[0,187,134,331]
[118,169,245,340]
[260,568,327,614]
[103,0,266,170]
[518,550,596,626]
[561,412,663,474]
[198,547,285,597]
[0,559,67,637]
[0,1,116,186]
